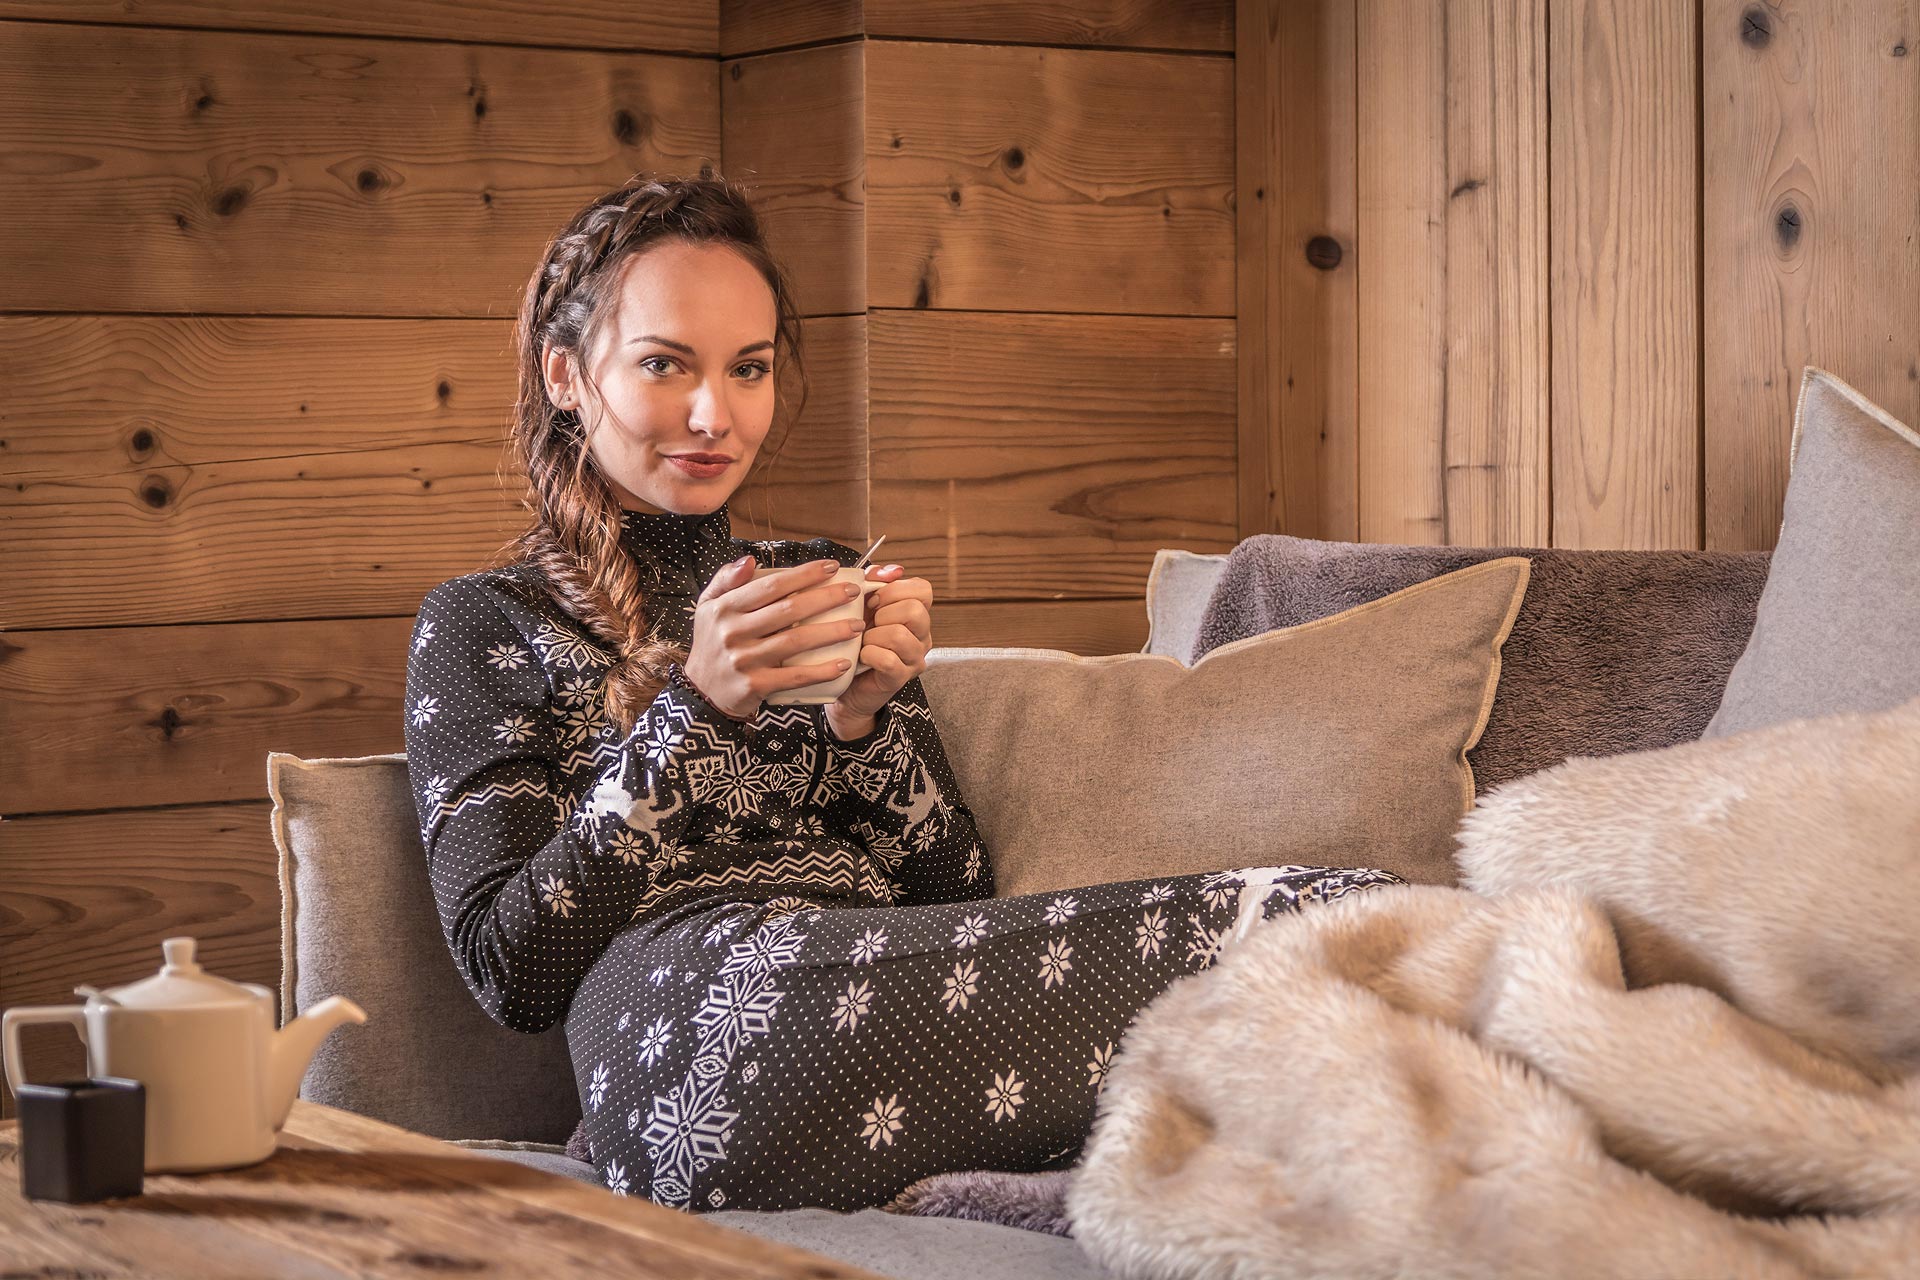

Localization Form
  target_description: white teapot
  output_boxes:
[2,936,366,1172]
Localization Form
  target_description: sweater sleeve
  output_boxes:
[815,674,993,905]
[403,579,749,1033]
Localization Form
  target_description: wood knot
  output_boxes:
[1775,201,1803,249]
[386,1253,483,1273]
[356,168,383,194]
[729,62,743,81]
[436,380,452,402]
[1002,146,1024,170]
[612,109,641,147]
[140,476,172,508]
[1305,235,1343,271]
[212,185,249,217]
[1740,6,1772,48]
[130,428,156,455]
[947,188,961,206]
[154,706,184,740]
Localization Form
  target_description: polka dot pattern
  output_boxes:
[568,864,1403,1213]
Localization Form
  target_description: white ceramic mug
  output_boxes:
[752,565,881,704]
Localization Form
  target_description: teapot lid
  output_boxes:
[87,937,260,1010]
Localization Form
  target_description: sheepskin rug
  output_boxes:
[1457,693,1920,1080]
[1068,696,1920,1279]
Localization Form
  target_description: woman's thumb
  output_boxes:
[700,554,755,602]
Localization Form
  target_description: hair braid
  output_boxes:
[484,171,808,738]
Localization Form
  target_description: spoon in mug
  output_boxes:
[855,534,887,571]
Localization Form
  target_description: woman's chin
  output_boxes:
[632,472,745,516]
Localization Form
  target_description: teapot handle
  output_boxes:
[2,1006,89,1096]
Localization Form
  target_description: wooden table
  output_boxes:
[0,1099,886,1278]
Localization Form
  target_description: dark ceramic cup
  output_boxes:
[15,1076,145,1203]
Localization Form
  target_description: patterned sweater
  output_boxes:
[402,503,991,1034]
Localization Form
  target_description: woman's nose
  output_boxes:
[688,375,735,434]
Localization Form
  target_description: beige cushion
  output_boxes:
[921,558,1531,897]
[269,751,579,1143]
[1142,549,1232,661]
[1705,366,1920,738]
[1457,692,1920,1080]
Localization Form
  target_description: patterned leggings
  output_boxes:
[564,864,1403,1213]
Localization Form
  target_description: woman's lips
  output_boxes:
[667,456,733,477]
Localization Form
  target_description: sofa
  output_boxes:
[270,538,1791,1280]
[268,365,1920,1278]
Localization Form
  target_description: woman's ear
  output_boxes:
[541,341,578,408]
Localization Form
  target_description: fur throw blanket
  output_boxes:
[885,696,1920,1261]
[1066,880,1920,1279]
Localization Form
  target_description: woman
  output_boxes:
[402,170,1403,1213]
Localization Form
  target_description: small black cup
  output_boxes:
[16,1077,145,1203]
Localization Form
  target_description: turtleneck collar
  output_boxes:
[617,501,735,594]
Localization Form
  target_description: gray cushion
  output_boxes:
[269,751,579,1143]
[707,1209,1110,1279]
[1192,537,1771,794]
[1705,366,1920,738]
[460,1149,1105,1275]
[1141,549,1230,661]
[455,1140,598,1182]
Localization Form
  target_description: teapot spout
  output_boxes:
[269,996,367,1128]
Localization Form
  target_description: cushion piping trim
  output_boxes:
[1796,365,1920,471]
[266,750,300,1029]
[265,750,409,1028]
[1457,557,1533,814]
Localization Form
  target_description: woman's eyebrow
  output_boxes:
[629,335,774,356]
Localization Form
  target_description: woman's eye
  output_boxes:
[736,361,771,382]
[640,356,675,375]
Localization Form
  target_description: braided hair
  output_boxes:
[489,169,810,738]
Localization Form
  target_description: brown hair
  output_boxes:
[492,168,809,737]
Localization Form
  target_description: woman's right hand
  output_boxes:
[682,556,867,721]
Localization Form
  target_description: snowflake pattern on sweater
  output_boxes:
[402,501,990,1035]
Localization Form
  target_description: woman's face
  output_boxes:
[543,239,778,516]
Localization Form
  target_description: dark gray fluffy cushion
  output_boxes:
[1190,537,1771,794]
[885,1168,1076,1237]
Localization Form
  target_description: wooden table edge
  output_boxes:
[2,1100,893,1279]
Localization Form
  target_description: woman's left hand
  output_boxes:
[826,563,931,727]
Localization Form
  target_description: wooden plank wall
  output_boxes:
[722,0,1238,606]
[1239,0,1920,551]
[0,0,1237,1111]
